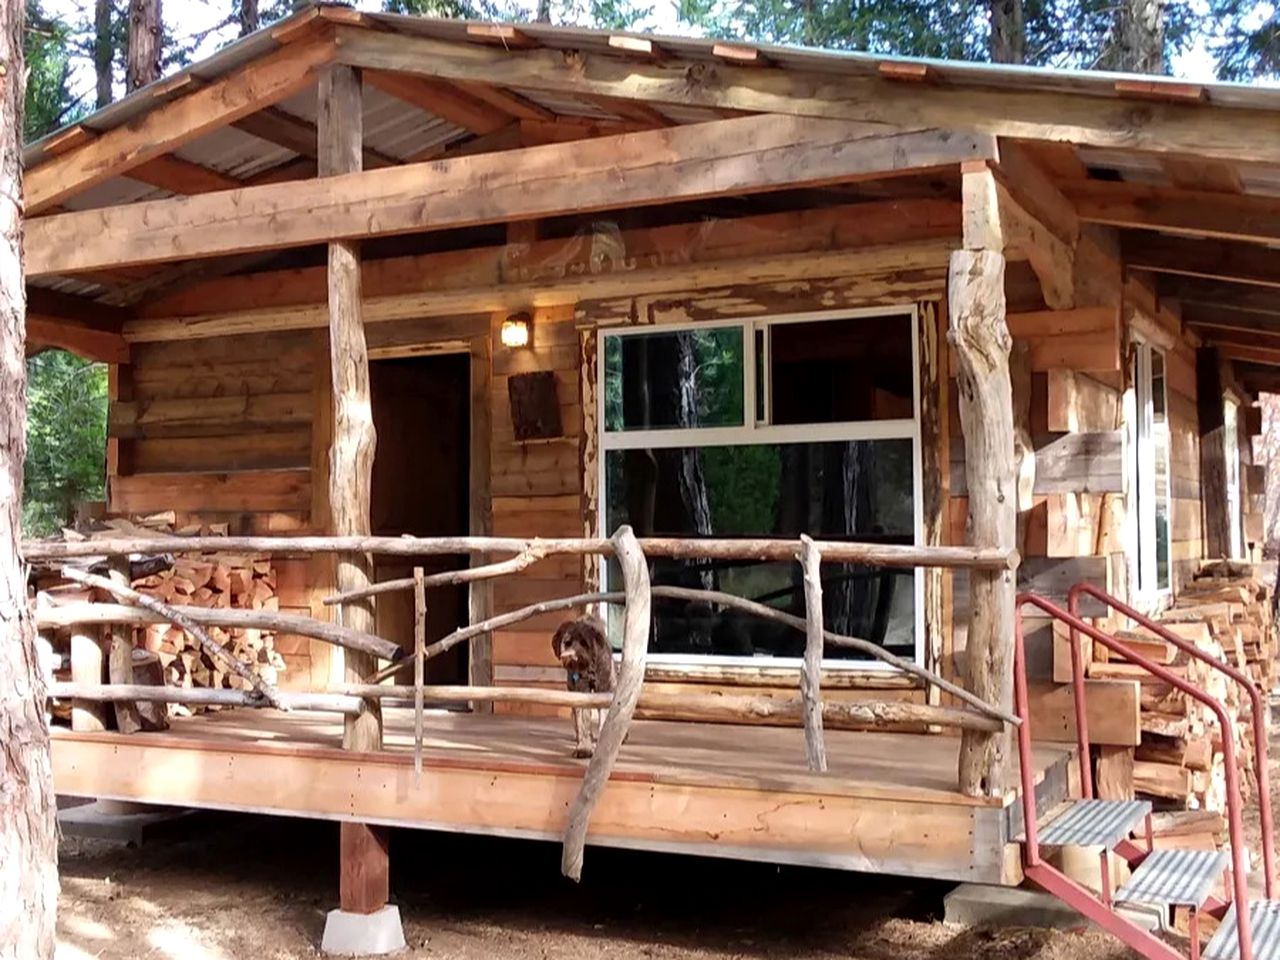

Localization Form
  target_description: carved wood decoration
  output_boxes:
[508,370,563,441]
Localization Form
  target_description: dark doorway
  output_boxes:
[370,352,471,685]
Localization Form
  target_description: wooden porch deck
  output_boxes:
[51,710,1074,885]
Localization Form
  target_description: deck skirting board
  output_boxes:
[52,734,1016,884]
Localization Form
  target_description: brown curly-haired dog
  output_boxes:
[551,614,615,758]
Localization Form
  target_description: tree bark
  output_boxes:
[0,0,59,952]
[1099,0,1166,73]
[94,0,113,108]
[950,247,1018,798]
[238,0,258,36]
[989,0,1026,64]
[126,0,162,92]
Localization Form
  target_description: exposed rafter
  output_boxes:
[1065,180,1280,243]
[1124,233,1280,289]
[363,69,511,134]
[25,34,335,214]
[234,106,398,169]
[1160,275,1280,315]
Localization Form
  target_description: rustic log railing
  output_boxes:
[29,528,1020,879]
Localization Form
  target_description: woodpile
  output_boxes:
[1093,560,1275,812]
[131,554,287,710]
[38,513,286,718]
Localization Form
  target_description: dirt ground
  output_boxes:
[54,810,1142,960]
[60,704,1280,960]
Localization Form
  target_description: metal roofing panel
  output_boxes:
[60,176,173,212]
[512,87,621,120]
[172,125,297,179]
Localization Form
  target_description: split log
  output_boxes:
[562,526,649,882]
[35,601,400,661]
[413,566,425,782]
[799,535,826,772]
[106,558,142,733]
[61,566,283,710]
[24,534,1017,571]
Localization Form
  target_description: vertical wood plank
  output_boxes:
[1197,346,1230,559]
[919,302,946,705]
[469,334,494,700]
[339,820,391,915]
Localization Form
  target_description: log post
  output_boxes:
[69,625,108,732]
[1198,346,1231,559]
[799,535,827,772]
[413,566,425,782]
[106,556,142,733]
[952,162,1019,798]
[317,63,398,950]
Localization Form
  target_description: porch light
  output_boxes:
[501,312,532,348]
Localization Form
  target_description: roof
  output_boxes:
[20,4,1280,388]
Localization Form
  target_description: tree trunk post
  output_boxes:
[799,535,827,772]
[70,625,108,732]
[952,163,1019,798]
[317,63,402,954]
[1198,347,1231,559]
[1,0,59,952]
[125,0,162,92]
[106,556,142,733]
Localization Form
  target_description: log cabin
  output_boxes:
[23,5,1280,956]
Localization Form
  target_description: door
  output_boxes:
[370,352,471,685]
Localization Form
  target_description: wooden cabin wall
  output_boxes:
[107,329,320,686]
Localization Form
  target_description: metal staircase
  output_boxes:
[1013,590,1277,960]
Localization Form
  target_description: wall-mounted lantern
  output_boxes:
[500,311,532,349]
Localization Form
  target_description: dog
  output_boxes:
[551,614,616,758]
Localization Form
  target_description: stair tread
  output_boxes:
[1205,900,1280,960]
[1035,799,1153,848]
[1114,849,1228,908]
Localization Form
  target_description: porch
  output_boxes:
[51,707,1076,884]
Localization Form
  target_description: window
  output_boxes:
[599,309,922,668]
[1133,344,1171,596]
[1225,399,1243,559]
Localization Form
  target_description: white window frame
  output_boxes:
[1132,342,1172,599]
[596,305,924,671]
[1225,397,1244,560]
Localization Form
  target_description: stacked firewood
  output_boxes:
[131,555,287,707]
[1104,561,1275,812]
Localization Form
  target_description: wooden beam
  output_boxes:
[363,69,510,134]
[235,106,397,169]
[1215,342,1280,366]
[332,25,1280,164]
[1065,180,1280,243]
[952,164,1017,798]
[25,34,335,214]
[124,155,242,194]
[26,317,130,363]
[1182,303,1280,336]
[1124,233,1280,288]
[27,116,994,276]
[1159,276,1280,315]
[451,81,557,122]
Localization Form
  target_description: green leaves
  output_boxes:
[23,351,107,538]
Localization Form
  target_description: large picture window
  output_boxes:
[598,309,923,668]
[1133,343,1171,596]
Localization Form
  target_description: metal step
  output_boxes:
[1204,900,1280,960]
[1114,849,1227,909]
[1034,799,1153,847]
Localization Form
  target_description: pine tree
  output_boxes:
[126,0,162,90]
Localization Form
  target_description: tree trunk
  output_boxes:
[126,0,162,92]
[989,0,1026,64]
[94,0,113,109]
[238,0,258,36]
[536,0,551,22]
[1099,0,1166,73]
[0,0,59,953]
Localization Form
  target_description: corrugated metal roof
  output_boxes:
[173,125,297,180]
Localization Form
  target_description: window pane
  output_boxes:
[769,315,913,425]
[604,439,916,659]
[603,328,744,432]
[1152,352,1171,591]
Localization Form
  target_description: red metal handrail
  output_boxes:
[1069,582,1276,899]
[1015,593,1253,960]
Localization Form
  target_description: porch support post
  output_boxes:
[317,63,402,955]
[1197,346,1231,559]
[951,162,1019,797]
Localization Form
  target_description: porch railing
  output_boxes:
[27,527,1019,880]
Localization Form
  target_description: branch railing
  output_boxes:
[29,529,1020,878]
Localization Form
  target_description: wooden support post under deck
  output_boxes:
[951,163,1019,797]
[106,557,142,734]
[69,625,108,732]
[320,62,390,916]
